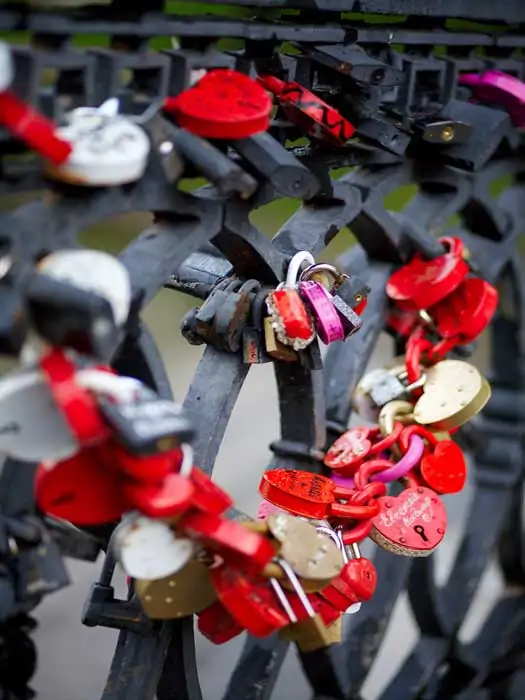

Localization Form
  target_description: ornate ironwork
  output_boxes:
[1,2,525,699]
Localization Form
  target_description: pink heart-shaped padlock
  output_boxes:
[370,486,447,557]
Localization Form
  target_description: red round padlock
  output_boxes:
[398,424,467,495]
[429,277,499,344]
[35,447,127,526]
[258,74,355,147]
[324,424,403,476]
[259,469,380,520]
[179,511,276,572]
[386,237,469,310]
[211,565,290,638]
[164,69,272,139]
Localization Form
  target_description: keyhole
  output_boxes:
[414,525,428,542]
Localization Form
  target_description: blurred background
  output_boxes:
[0,189,502,700]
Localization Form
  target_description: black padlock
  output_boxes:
[214,279,261,354]
[24,273,119,361]
[332,273,371,311]
[9,518,70,605]
[97,386,194,456]
[242,287,272,365]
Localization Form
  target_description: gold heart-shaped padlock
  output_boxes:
[413,359,491,431]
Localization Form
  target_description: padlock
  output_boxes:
[298,279,345,345]
[263,316,298,362]
[0,366,78,463]
[242,288,272,364]
[386,236,469,310]
[274,559,335,652]
[265,252,316,351]
[412,359,491,431]
[10,520,70,604]
[264,513,343,592]
[188,466,233,517]
[259,468,380,522]
[370,475,447,557]
[258,74,355,147]
[353,365,426,422]
[164,69,272,139]
[459,70,525,128]
[211,563,290,637]
[46,99,151,186]
[97,385,194,456]
[135,556,217,620]
[324,423,403,476]
[113,514,196,581]
[428,277,499,345]
[300,263,365,337]
[316,527,376,615]
[179,510,276,573]
[197,600,244,643]
[397,424,467,494]
[213,279,262,353]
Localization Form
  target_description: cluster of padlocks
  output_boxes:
[0,17,517,672]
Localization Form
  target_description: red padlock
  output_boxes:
[179,511,276,572]
[324,423,402,476]
[39,349,111,447]
[189,467,233,516]
[164,69,272,139]
[258,74,355,147]
[285,589,341,628]
[211,565,290,638]
[123,470,196,519]
[259,469,380,521]
[318,556,377,612]
[429,277,499,345]
[386,237,469,310]
[197,600,245,644]
[398,424,467,495]
[35,447,127,526]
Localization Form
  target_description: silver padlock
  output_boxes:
[353,366,426,421]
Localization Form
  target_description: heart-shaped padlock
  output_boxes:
[386,237,469,310]
[413,359,491,431]
[113,514,196,581]
[164,69,272,139]
[370,484,447,557]
[35,447,128,526]
[398,424,467,494]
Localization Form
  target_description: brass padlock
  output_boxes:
[263,317,298,362]
[275,559,336,651]
[135,556,217,620]
[265,513,343,593]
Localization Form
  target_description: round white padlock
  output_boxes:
[0,369,77,462]
[48,99,151,186]
[38,249,132,328]
[114,515,196,581]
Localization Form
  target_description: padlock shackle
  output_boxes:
[284,251,315,288]
[277,558,316,618]
[378,400,414,438]
[299,262,342,289]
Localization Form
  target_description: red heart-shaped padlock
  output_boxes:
[386,237,469,310]
[371,486,447,557]
[164,69,272,140]
[430,277,499,344]
[35,447,127,526]
[420,440,467,495]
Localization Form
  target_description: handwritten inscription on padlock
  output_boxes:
[371,486,447,557]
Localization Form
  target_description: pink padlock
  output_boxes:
[459,70,525,128]
[299,280,345,345]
